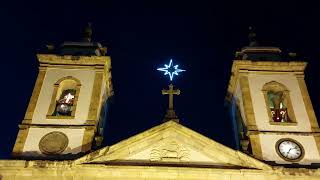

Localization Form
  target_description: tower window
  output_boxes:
[262,81,296,124]
[47,77,81,119]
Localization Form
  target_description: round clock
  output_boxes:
[276,138,304,161]
[39,131,69,155]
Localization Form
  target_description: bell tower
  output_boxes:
[227,29,320,165]
[12,25,113,158]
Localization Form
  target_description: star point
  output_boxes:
[157,59,185,81]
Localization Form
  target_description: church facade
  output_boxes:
[1,27,320,179]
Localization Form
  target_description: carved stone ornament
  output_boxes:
[39,131,69,155]
[150,141,189,162]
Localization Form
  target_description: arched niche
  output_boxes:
[47,76,81,119]
[262,81,296,124]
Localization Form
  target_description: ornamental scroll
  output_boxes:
[150,141,189,162]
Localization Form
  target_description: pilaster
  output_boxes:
[12,125,30,156]
[249,134,263,160]
[239,74,257,130]
[296,75,319,131]
[23,68,46,122]
[87,71,104,121]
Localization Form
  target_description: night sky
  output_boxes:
[0,1,319,159]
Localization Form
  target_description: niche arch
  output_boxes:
[262,81,296,124]
[47,76,81,119]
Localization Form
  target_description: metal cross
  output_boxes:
[162,84,180,110]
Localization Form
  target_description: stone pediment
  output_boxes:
[76,121,271,170]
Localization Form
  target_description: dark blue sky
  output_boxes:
[0,1,319,158]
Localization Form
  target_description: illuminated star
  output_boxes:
[157,59,185,81]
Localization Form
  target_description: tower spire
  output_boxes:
[82,23,92,42]
[248,26,259,47]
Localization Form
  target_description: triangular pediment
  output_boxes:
[76,121,271,170]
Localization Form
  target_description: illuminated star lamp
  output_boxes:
[157,59,185,81]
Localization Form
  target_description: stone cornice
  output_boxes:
[247,130,320,136]
[37,54,111,67]
[18,123,95,130]
[239,46,282,54]
[231,60,307,73]
[226,60,307,97]
[1,160,320,177]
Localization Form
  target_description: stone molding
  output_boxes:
[247,130,320,136]
[227,60,307,96]
[16,124,95,130]
[37,54,111,66]
[269,122,297,126]
[1,159,320,179]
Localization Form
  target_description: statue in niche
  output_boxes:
[267,91,289,122]
[54,89,76,116]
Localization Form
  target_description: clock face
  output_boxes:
[39,131,69,155]
[277,139,303,161]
